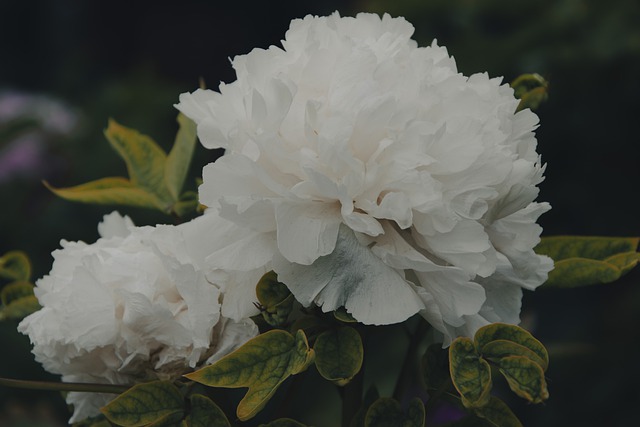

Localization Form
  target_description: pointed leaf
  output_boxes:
[0,251,31,281]
[259,419,309,427]
[187,394,230,427]
[104,119,173,203]
[364,397,424,427]
[314,326,363,386]
[44,178,166,210]
[474,323,548,372]
[536,236,640,288]
[165,114,197,200]
[101,381,184,427]
[184,329,315,421]
[449,337,492,409]
[0,295,40,320]
[496,356,549,404]
[474,396,523,427]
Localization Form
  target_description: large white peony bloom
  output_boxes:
[18,212,258,423]
[176,12,553,345]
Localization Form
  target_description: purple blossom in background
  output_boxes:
[0,91,78,183]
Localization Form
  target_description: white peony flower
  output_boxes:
[18,212,258,423]
[176,12,553,345]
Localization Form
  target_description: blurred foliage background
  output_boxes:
[0,0,639,425]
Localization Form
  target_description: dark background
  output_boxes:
[1,0,639,425]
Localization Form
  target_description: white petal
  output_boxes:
[98,211,134,238]
[275,201,342,265]
[274,225,424,325]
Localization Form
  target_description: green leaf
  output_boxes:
[449,337,492,409]
[314,326,363,386]
[496,356,548,404]
[0,295,40,321]
[535,236,640,288]
[256,271,294,327]
[364,398,424,427]
[474,323,548,371]
[0,251,31,281]
[510,73,548,112]
[146,411,185,427]
[421,343,450,391]
[104,120,173,203]
[187,394,230,427]
[0,281,39,321]
[481,340,547,372]
[350,386,380,427]
[44,178,166,211]
[1,281,34,305]
[101,381,184,427]
[334,307,357,323]
[259,419,309,427]
[165,114,197,200]
[184,329,315,421]
[474,396,523,427]
[171,191,199,218]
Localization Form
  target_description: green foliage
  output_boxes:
[474,323,548,371]
[258,419,309,427]
[349,386,380,427]
[314,326,363,386]
[0,250,31,281]
[334,307,357,323]
[45,114,199,217]
[449,338,492,408]
[364,398,424,427]
[186,394,230,427]
[511,73,549,112]
[0,251,39,321]
[185,329,315,421]
[449,323,548,413]
[536,236,640,288]
[101,381,183,427]
[474,396,523,427]
[256,271,295,327]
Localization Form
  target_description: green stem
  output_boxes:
[340,369,363,427]
[393,319,430,401]
[0,377,130,394]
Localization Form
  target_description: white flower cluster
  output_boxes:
[18,212,258,422]
[177,12,553,343]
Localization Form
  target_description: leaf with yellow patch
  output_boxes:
[474,323,548,371]
[496,356,549,404]
[185,329,315,421]
[449,337,492,409]
[101,381,183,427]
[165,114,197,200]
[0,251,31,281]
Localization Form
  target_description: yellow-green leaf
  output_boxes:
[334,307,357,323]
[105,119,173,203]
[44,178,165,210]
[474,323,548,372]
[0,251,31,281]
[449,337,492,409]
[536,236,640,288]
[1,281,34,305]
[259,419,309,427]
[496,356,549,404]
[474,396,523,427]
[0,295,40,321]
[165,114,197,200]
[187,394,230,427]
[510,73,548,112]
[481,340,547,372]
[171,191,199,218]
[101,381,183,427]
[314,326,363,386]
[364,398,424,427]
[146,411,185,427]
[256,271,294,327]
[184,329,315,421]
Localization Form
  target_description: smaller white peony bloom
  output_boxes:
[18,212,258,423]
[177,12,553,345]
